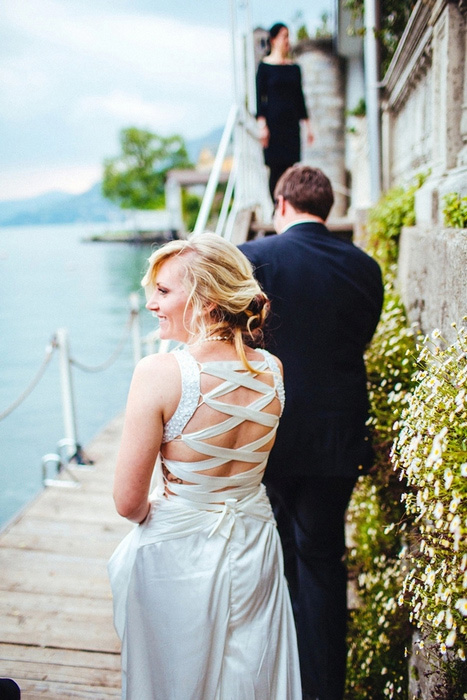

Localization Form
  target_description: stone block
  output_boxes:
[397,224,467,342]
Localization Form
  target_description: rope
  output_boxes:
[70,309,136,373]
[0,336,57,421]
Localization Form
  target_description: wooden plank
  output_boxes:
[0,644,121,699]
[0,548,112,597]
[0,519,129,559]
[1,660,120,690]
[17,681,121,700]
[0,590,119,652]
[0,414,126,696]
[0,643,120,671]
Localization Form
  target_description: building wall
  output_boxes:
[382,0,467,338]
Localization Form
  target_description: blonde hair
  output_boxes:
[142,232,270,372]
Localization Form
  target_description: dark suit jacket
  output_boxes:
[239,222,384,481]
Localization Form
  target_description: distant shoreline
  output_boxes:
[84,230,182,244]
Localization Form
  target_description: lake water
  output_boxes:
[0,223,160,529]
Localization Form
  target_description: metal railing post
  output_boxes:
[193,104,238,235]
[56,328,78,460]
[130,293,142,365]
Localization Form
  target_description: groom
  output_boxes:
[239,165,383,700]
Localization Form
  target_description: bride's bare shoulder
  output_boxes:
[132,352,181,389]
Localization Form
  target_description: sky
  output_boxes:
[0,0,332,201]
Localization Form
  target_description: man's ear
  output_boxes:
[279,195,288,216]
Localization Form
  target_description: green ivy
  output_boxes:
[442,193,467,229]
[346,279,419,699]
[366,174,426,272]
[343,0,417,75]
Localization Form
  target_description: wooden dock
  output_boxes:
[0,414,131,699]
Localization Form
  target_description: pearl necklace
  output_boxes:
[202,335,230,342]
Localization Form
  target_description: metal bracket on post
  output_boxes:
[41,452,80,489]
[56,328,93,467]
[57,438,93,470]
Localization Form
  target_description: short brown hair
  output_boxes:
[274,165,334,221]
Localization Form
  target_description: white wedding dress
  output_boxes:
[108,347,301,699]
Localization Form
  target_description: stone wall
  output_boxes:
[397,225,467,343]
[382,0,467,338]
[294,39,347,217]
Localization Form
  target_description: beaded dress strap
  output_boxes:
[162,349,199,444]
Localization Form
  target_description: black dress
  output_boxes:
[256,62,308,194]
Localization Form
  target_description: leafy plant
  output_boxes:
[102,127,192,210]
[346,280,419,699]
[442,193,467,229]
[366,173,426,272]
[343,0,417,75]
[392,323,467,669]
[182,190,202,232]
[347,98,366,117]
[314,12,332,39]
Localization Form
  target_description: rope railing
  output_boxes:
[0,336,57,422]
[70,306,138,373]
[1,293,160,488]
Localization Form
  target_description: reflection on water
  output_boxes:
[0,223,160,528]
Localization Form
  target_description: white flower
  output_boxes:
[434,610,445,626]
[455,599,467,617]
[434,502,444,520]
[445,468,454,490]
[449,514,461,534]
[446,629,457,647]
[461,463,467,477]
[449,495,461,513]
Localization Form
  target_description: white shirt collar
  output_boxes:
[279,218,324,234]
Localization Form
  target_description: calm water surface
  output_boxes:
[0,223,159,529]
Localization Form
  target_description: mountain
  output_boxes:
[0,183,125,227]
[0,191,72,225]
[0,128,224,227]
[185,126,224,163]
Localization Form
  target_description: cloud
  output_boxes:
[0,0,233,197]
[1,0,232,95]
[73,92,192,134]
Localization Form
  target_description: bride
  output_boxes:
[108,232,301,699]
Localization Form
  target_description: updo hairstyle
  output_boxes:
[142,232,270,372]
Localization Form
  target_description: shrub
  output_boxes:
[392,322,467,690]
[366,174,426,271]
[346,279,419,699]
[442,193,467,229]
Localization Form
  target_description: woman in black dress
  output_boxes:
[256,23,314,198]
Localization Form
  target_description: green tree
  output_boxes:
[102,127,192,210]
[315,12,332,39]
[344,0,417,74]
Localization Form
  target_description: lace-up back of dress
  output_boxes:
[160,348,284,504]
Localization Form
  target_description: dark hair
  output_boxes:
[274,165,334,221]
[269,22,287,40]
[266,22,288,54]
